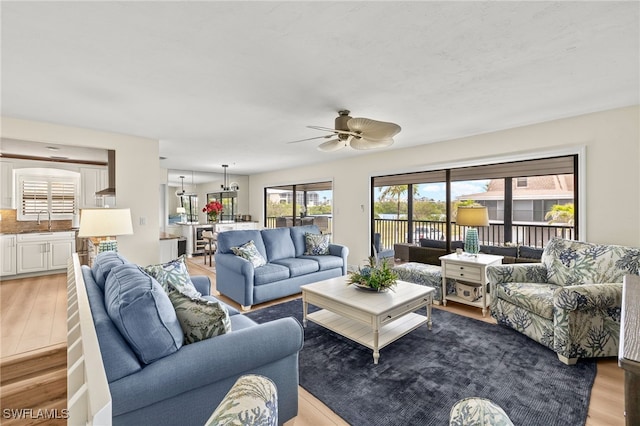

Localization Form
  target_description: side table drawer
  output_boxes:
[445,262,482,281]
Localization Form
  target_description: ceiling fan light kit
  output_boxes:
[289,109,401,152]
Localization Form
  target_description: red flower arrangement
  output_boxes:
[203,200,223,221]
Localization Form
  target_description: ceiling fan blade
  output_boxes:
[349,137,394,150]
[307,125,357,137]
[286,134,333,144]
[347,118,401,141]
[317,139,347,152]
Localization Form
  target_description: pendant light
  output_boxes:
[221,165,240,192]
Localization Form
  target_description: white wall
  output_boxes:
[2,116,161,265]
[248,106,640,267]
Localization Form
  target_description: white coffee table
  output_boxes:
[301,276,435,364]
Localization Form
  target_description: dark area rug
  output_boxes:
[246,298,597,426]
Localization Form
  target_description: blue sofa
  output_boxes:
[216,225,349,310]
[79,253,303,425]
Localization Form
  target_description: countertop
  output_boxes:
[160,232,183,240]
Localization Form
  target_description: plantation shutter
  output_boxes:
[18,173,78,219]
[21,178,49,215]
[51,180,76,214]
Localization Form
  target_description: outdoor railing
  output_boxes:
[375,219,574,251]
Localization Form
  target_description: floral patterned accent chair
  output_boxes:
[449,397,514,426]
[487,237,640,365]
[205,374,278,426]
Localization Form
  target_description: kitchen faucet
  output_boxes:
[37,210,52,231]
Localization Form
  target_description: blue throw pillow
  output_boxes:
[104,264,183,364]
[91,251,129,291]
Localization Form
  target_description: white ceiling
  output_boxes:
[2,1,638,177]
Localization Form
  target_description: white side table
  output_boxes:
[440,253,503,316]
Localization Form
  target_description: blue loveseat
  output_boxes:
[215,225,349,310]
[75,252,303,425]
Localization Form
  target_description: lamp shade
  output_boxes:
[456,206,489,227]
[77,208,134,238]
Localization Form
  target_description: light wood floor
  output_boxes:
[0,259,625,425]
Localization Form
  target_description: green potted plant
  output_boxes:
[348,256,398,292]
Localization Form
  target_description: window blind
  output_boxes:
[19,175,77,217]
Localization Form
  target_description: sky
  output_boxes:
[374,180,490,202]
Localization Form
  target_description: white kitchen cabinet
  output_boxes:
[0,161,14,209]
[16,232,76,274]
[0,235,17,277]
[80,167,108,208]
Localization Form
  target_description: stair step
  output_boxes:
[1,343,66,386]
[0,368,67,413]
[0,397,67,426]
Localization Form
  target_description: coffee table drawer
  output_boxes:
[445,262,482,281]
[381,296,429,325]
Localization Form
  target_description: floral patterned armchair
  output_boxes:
[205,374,278,426]
[487,238,640,365]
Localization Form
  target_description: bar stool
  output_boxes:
[202,231,217,267]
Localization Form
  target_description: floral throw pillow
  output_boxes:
[168,292,232,344]
[231,240,267,268]
[304,233,330,255]
[143,255,201,299]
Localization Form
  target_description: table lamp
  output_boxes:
[456,206,489,255]
[77,208,134,253]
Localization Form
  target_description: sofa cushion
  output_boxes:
[290,225,321,257]
[480,245,518,260]
[272,257,319,277]
[495,282,557,320]
[82,266,142,382]
[299,254,344,271]
[168,292,232,344]
[261,228,295,261]
[143,255,201,298]
[217,230,265,256]
[518,245,544,261]
[231,240,267,268]
[104,264,184,364]
[254,263,290,285]
[91,251,129,291]
[202,295,240,316]
[420,238,446,249]
[543,238,640,286]
[304,232,330,255]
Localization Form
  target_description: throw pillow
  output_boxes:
[231,240,267,267]
[304,232,330,255]
[104,264,183,364]
[144,255,201,299]
[168,292,232,344]
[91,251,129,291]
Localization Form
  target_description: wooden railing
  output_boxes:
[67,253,112,425]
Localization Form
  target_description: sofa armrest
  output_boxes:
[191,275,211,296]
[487,263,548,285]
[215,252,254,275]
[329,243,349,274]
[554,283,623,312]
[205,374,278,426]
[109,317,303,416]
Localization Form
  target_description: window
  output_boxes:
[264,181,333,234]
[372,155,577,249]
[16,168,80,221]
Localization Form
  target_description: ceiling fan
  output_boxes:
[288,110,401,152]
